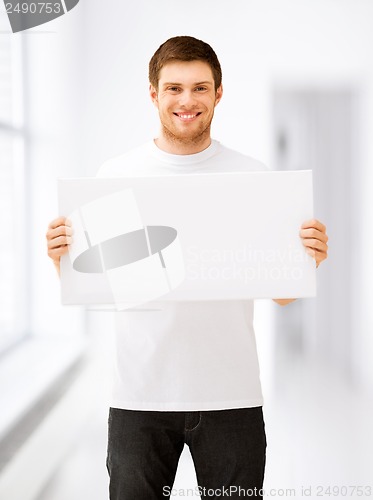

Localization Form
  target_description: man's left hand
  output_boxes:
[299,219,328,268]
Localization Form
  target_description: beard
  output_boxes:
[160,112,214,148]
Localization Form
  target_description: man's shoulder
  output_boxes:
[214,143,269,172]
[96,142,152,177]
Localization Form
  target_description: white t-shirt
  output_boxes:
[97,140,268,411]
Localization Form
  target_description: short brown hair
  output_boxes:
[149,36,222,91]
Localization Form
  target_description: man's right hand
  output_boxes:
[46,217,73,275]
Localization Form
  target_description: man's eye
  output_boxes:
[168,87,180,92]
[195,87,207,92]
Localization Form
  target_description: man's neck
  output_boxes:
[154,132,212,156]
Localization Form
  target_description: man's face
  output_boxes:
[150,60,223,149]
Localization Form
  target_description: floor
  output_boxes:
[35,334,373,500]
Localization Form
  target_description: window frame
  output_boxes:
[0,25,29,352]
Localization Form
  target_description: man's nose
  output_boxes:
[178,90,197,107]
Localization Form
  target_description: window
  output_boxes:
[0,12,28,352]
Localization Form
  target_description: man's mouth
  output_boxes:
[173,112,202,121]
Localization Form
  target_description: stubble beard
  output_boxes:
[161,116,213,148]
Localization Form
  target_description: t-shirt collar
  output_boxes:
[149,139,220,166]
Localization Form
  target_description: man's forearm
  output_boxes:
[272,298,296,306]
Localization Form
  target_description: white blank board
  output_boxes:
[58,171,316,308]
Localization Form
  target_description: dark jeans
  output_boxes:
[107,406,267,499]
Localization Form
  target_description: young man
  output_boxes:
[46,36,328,499]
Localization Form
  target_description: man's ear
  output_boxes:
[149,84,159,108]
[215,84,223,106]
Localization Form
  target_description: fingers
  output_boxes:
[301,218,326,233]
[47,234,73,250]
[300,235,329,252]
[301,236,328,258]
[48,216,71,230]
[46,217,73,261]
[299,227,328,244]
[47,246,69,259]
[300,219,328,268]
[47,224,73,242]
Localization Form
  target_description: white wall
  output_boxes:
[26,4,86,338]
[23,0,373,385]
[77,0,373,162]
[5,2,370,497]
[74,0,373,386]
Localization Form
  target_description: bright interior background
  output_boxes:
[1,1,372,499]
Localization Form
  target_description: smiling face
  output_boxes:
[150,60,223,155]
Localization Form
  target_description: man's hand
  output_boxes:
[299,218,328,268]
[46,217,72,275]
[273,218,328,306]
